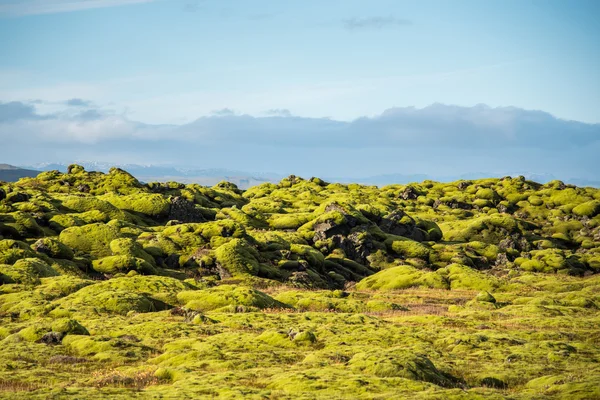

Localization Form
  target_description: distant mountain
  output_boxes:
[16,161,600,189]
[0,164,39,182]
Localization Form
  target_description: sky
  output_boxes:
[0,0,599,182]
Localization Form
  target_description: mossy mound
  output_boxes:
[31,238,74,260]
[356,265,448,291]
[0,258,58,285]
[349,347,461,387]
[92,255,157,275]
[177,285,288,312]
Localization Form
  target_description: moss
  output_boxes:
[366,300,407,312]
[414,218,443,241]
[293,330,317,344]
[386,237,431,260]
[290,244,325,267]
[61,195,126,220]
[18,326,51,342]
[59,223,120,258]
[31,238,74,260]
[515,249,578,273]
[5,211,44,237]
[2,169,600,399]
[356,265,448,291]
[349,347,460,387]
[101,193,171,218]
[109,238,156,266]
[572,200,600,217]
[177,285,288,311]
[0,258,58,285]
[442,214,521,243]
[476,188,500,201]
[475,291,497,303]
[48,213,84,232]
[439,264,500,291]
[57,289,156,315]
[51,318,89,335]
[92,255,157,275]
[214,238,260,277]
[528,195,544,206]
[269,213,313,230]
[194,219,246,240]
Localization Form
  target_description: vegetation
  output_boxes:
[0,166,599,398]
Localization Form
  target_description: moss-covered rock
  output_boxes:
[59,223,120,258]
[214,238,261,277]
[349,347,460,387]
[51,318,89,335]
[0,258,58,285]
[572,200,600,218]
[31,238,74,260]
[177,285,288,312]
[92,255,157,275]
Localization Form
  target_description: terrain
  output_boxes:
[0,164,39,183]
[0,165,599,399]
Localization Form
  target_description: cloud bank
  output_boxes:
[0,101,598,181]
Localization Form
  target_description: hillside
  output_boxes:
[0,165,599,399]
[0,164,39,182]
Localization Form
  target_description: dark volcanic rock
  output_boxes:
[433,199,473,210]
[39,332,64,346]
[6,192,29,203]
[400,186,419,200]
[379,210,425,241]
[168,196,206,223]
[313,204,359,241]
[331,231,374,265]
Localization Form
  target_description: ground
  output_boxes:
[0,166,599,399]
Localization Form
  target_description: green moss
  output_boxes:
[0,258,58,285]
[101,193,171,218]
[31,238,74,260]
[48,213,84,232]
[214,238,260,277]
[386,237,431,260]
[356,265,448,291]
[92,255,157,275]
[515,249,578,273]
[2,170,600,399]
[438,264,500,291]
[51,318,89,335]
[442,214,521,243]
[572,200,600,217]
[476,188,500,201]
[349,347,460,387]
[5,211,44,237]
[59,223,120,258]
[61,195,126,220]
[475,291,497,303]
[57,288,156,315]
[177,285,287,311]
[109,238,156,266]
[18,326,51,342]
[269,213,313,230]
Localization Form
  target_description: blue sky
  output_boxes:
[1,0,598,123]
[0,0,599,182]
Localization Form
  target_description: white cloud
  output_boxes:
[0,0,159,16]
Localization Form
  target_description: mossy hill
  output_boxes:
[0,165,599,399]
